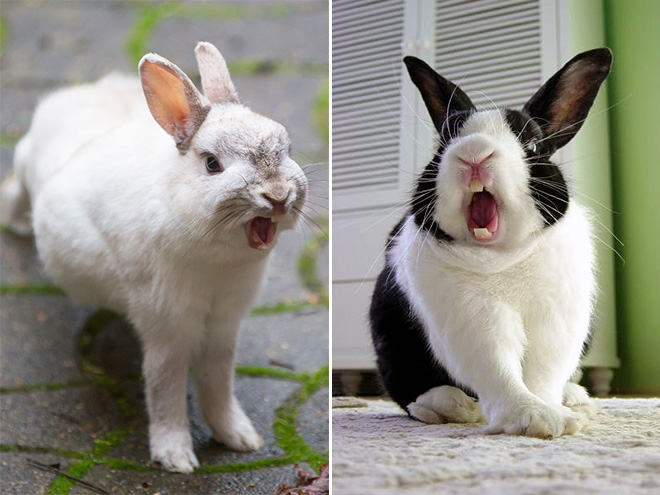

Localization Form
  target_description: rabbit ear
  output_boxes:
[523,47,612,152]
[139,53,211,153]
[194,42,239,104]
[403,56,475,133]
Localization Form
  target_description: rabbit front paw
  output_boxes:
[485,400,579,438]
[407,385,484,424]
[209,405,264,451]
[150,431,200,473]
[563,382,596,414]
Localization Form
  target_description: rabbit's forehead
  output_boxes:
[195,106,291,162]
[458,110,511,139]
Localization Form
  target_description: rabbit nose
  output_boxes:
[458,152,494,173]
[262,185,291,215]
[458,152,494,191]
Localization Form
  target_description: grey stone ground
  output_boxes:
[0,1,329,494]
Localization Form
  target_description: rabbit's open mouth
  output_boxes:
[246,216,278,250]
[467,190,499,242]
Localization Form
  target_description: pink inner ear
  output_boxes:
[141,61,192,136]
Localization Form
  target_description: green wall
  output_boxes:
[604,0,660,393]
[568,0,619,377]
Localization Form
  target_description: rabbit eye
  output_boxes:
[205,155,223,174]
[526,140,538,154]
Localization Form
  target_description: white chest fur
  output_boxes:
[392,204,595,413]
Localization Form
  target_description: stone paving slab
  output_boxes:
[151,4,328,67]
[0,296,88,387]
[255,227,320,307]
[233,74,327,162]
[72,463,307,495]
[238,310,329,372]
[0,86,46,137]
[297,387,330,453]
[0,148,11,178]
[318,234,330,290]
[0,1,329,154]
[82,315,142,380]
[0,452,64,495]
[0,387,117,451]
[0,233,50,288]
[0,0,136,84]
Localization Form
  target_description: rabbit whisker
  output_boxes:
[292,206,327,237]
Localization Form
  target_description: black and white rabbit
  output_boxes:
[370,48,612,438]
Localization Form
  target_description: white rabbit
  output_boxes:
[370,48,612,438]
[0,42,308,472]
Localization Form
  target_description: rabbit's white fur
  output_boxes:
[1,43,307,472]
[390,111,595,437]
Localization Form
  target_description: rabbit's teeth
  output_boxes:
[469,179,484,193]
[473,228,493,240]
[270,214,283,223]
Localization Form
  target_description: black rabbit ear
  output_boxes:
[523,47,612,152]
[403,56,475,133]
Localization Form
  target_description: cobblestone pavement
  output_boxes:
[0,1,329,494]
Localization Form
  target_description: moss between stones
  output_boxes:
[76,309,122,376]
[194,456,293,474]
[227,59,328,76]
[0,16,7,57]
[0,380,97,395]
[0,283,323,311]
[0,363,328,494]
[298,227,329,304]
[250,299,322,315]
[235,365,307,383]
[0,444,87,460]
[0,287,325,313]
[0,284,65,296]
[93,457,153,473]
[0,133,20,147]
[92,426,131,458]
[93,375,137,422]
[313,81,330,144]
[49,458,96,495]
[273,365,329,471]
[0,134,22,147]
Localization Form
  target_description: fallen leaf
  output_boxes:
[277,464,329,495]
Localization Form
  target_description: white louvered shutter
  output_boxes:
[332,0,410,369]
[434,0,544,109]
[332,0,407,209]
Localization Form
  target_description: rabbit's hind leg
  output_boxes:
[0,137,33,235]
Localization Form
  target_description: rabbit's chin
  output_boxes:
[245,216,278,250]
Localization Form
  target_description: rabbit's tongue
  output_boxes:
[468,191,499,241]
[246,217,277,250]
[469,192,497,227]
